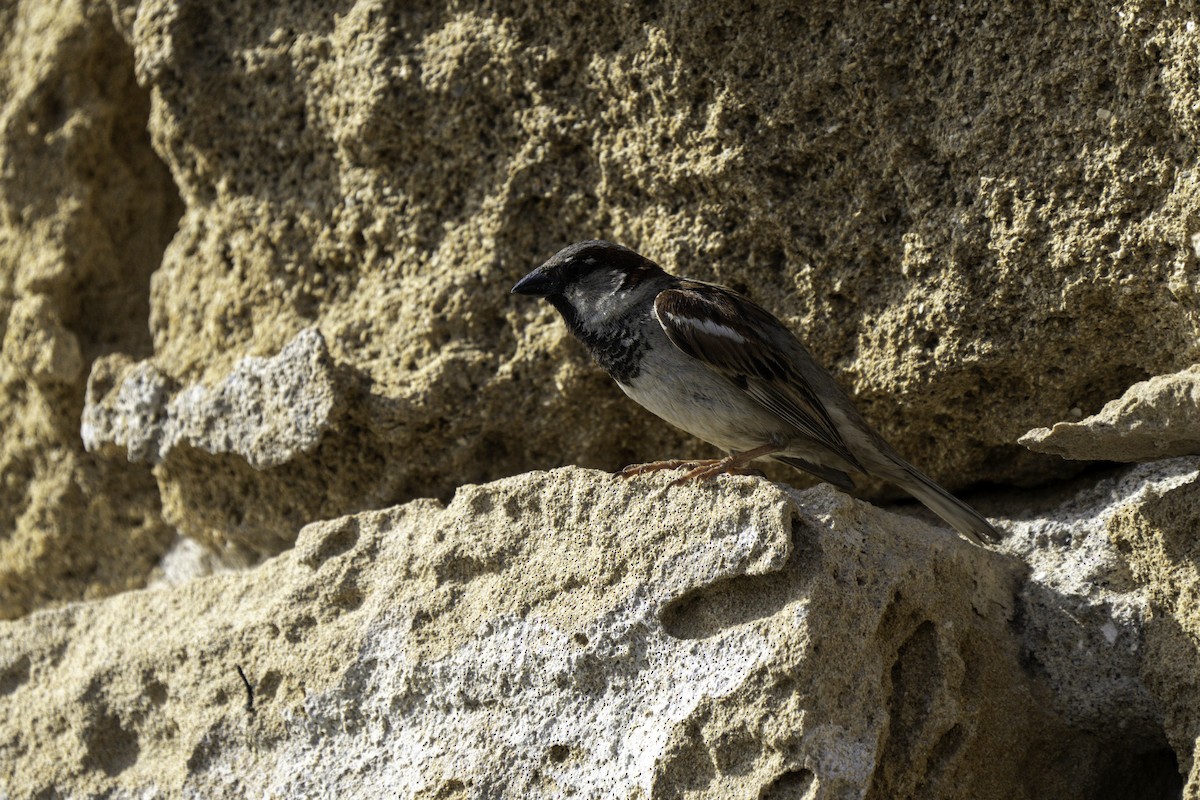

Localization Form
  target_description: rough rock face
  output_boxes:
[2,0,1199,795]
[1021,365,1200,462]
[3,0,1197,598]
[0,0,181,618]
[80,328,360,557]
[90,0,1200,563]
[82,328,339,471]
[0,467,1188,798]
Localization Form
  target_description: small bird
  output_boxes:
[512,240,1001,546]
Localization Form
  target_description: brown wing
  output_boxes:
[653,282,863,471]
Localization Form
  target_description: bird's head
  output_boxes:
[511,240,668,331]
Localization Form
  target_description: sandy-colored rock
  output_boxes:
[0,0,1198,795]
[1106,465,1200,792]
[3,295,83,386]
[1020,365,1200,462]
[82,327,340,469]
[0,467,1189,798]
[79,327,383,559]
[2,0,1195,605]
[71,0,1200,561]
[0,0,181,619]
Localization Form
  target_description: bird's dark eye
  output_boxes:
[619,266,652,291]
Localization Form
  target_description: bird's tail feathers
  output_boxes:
[887,458,1001,546]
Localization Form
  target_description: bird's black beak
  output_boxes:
[511,267,563,297]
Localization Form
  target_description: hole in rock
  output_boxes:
[81,708,140,777]
[659,568,797,641]
[69,14,184,364]
[760,768,816,799]
[0,655,30,695]
[661,518,814,640]
[1090,745,1182,800]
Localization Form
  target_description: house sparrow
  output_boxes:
[512,240,1001,546]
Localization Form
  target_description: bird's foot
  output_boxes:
[618,444,782,486]
[615,459,715,478]
[668,455,748,486]
[667,443,783,487]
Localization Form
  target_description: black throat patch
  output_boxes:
[548,295,647,383]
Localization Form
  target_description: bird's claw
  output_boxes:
[667,459,737,486]
[618,451,772,487]
[615,459,709,479]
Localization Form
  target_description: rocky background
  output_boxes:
[0,0,1197,797]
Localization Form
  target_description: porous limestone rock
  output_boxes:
[1,0,1199,794]
[1020,365,1200,462]
[1007,457,1199,766]
[91,0,1200,562]
[0,468,1188,798]
[78,327,397,560]
[7,0,1200,611]
[3,295,84,387]
[1105,464,1200,793]
[0,0,181,619]
[82,327,340,469]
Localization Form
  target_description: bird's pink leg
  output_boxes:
[615,459,715,478]
[668,443,782,487]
